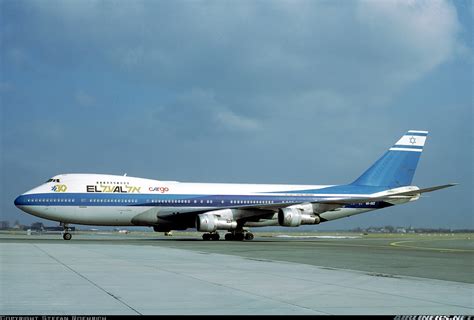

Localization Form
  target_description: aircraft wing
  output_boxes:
[315,183,457,204]
[160,183,457,225]
[313,183,457,205]
[228,183,458,210]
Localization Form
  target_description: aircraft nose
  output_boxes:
[14,194,23,207]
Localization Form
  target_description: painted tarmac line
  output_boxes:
[390,238,474,253]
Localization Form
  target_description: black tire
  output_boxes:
[212,233,220,241]
[202,234,209,241]
[225,233,234,241]
[245,233,254,241]
[63,233,72,240]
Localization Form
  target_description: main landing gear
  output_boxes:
[224,230,254,241]
[201,229,254,241]
[61,223,72,240]
[202,232,220,241]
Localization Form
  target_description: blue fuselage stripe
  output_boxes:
[14,192,389,209]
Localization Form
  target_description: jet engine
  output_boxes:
[196,209,238,232]
[278,207,320,227]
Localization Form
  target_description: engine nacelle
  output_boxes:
[278,207,320,227]
[292,202,340,214]
[196,209,238,232]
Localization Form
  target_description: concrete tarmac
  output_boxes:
[1,232,473,315]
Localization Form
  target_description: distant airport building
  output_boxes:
[31,222,45,231]
[0,221,10,230]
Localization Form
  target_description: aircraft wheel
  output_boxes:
[63,232,72,240]
[212,233,220,241]
[202,234,210,241]
[225,233,234,241]
[245,233,254,241]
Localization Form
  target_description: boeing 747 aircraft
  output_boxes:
[14,130,455,241]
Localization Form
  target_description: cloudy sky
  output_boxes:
[1,0,472,230]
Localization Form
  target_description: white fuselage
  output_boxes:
[14,173,411,228]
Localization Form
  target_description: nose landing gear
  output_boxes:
[61,223,72,240]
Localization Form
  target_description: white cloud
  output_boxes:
[6,0,465,133]
[214,109,259,132]
[356,0,460,77]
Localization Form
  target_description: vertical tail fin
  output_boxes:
[351,130,428,188]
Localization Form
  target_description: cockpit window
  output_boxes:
[46,178,60,183]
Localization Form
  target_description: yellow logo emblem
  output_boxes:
[52,184,67,192]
